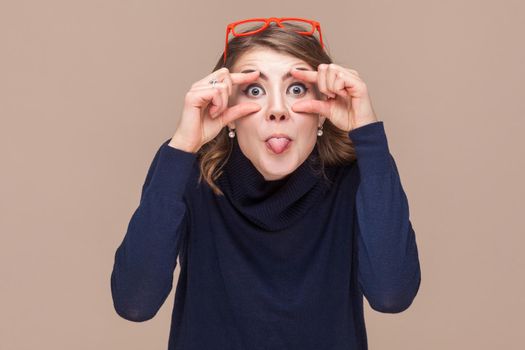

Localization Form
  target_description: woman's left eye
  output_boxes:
[288,82,309,95]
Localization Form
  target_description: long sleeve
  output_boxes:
[110,138,198,322]
[348,121,421,313]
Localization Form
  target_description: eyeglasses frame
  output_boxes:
[223,17,324,64]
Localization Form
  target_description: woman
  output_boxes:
[110,17,421,350]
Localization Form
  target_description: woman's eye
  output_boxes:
[242,84,264,97]
[241,82,309,97]
[288,82,309,96]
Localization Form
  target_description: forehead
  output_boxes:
[231,49,313,72]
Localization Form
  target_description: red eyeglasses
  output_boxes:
[223,17,324,64]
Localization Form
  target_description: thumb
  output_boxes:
[291,99,331,117]
[221,102,261,125]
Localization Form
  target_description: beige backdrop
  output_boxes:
[2,0,524,349]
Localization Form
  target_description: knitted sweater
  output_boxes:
[110,121,421,350]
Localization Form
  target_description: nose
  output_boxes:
[267,113,289,122]
[265,91,290,122]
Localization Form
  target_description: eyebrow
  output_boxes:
[240,67,312,81]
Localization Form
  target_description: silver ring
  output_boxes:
[209,79,219,88]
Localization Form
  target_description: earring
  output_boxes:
[228,128,236,138]
[317,114,324,137]
[317,124,323,137]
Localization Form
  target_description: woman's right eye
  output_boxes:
[241,84,265,97]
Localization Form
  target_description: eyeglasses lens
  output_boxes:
[279,20,314,33]
[232,20,314,36]
[232,21,266,35]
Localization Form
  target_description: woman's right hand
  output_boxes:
[169,67,262,153]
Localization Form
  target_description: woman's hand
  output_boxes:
[290,63,378,132]
[169,67,262,153]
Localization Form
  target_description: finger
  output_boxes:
[193,81,230,106]
[291,99,331,117]
[333,72,349,98]
[289,67,318,84]
[203,87,223,117]
[223,72,233,96]
[326,64,339,96]
[185,85,223,112]
[221,102,262,126]
[317,64,335,99]
[229,70,261,85]
[195,67,230,87]
[194,67,255,90]
[193,81,228,91]
[347,68,361,78]
[211,85,229,118]
[340,71,362,92]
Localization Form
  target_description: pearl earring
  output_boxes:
[228,128,236,138]
[317,124,323,137]
[317,114,324,137]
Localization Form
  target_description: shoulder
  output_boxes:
[338,158,359,181]
[328,159,360,193]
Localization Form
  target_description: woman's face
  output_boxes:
[228,48,326,181]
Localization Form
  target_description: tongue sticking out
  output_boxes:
[266,137,291,154]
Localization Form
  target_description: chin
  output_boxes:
[262,167,294,181]
[258,142,299,180]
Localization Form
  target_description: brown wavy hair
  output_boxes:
[196,22,357,196]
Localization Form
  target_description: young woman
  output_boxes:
[110,17,421,350]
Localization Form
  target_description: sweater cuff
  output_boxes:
[146,140,198,200]
[348,121,393,176]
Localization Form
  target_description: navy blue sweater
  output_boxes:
[110,121,421,350]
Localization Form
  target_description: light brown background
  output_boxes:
[2,0,524,349]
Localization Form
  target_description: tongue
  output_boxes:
[266,137,290,154]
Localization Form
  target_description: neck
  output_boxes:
[216,139,338,231]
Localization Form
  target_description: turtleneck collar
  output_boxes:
[217,138,337,232]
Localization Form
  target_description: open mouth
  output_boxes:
[265,137,292,154]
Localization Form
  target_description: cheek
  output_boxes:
[235,117,260,142]
[292,125,319,153]
[296,118,320,136]
[282,126,312,149]
[289,94,320,114]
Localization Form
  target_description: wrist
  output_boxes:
[168,135,199,154]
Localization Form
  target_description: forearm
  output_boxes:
[110,140,197,321]
[349,122,421,313]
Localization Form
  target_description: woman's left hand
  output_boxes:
[291,63,379,132]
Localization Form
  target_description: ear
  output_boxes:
[227,121,236,130]
[319,114,327,127]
